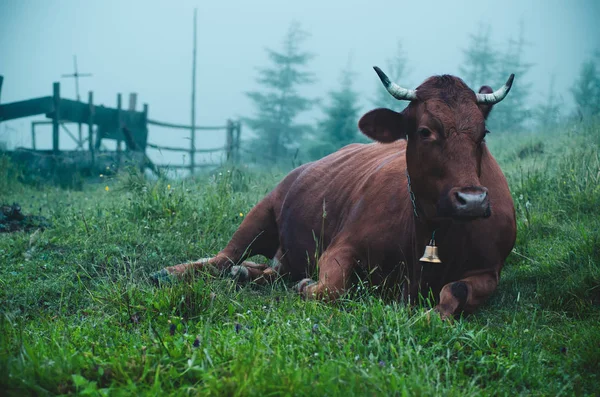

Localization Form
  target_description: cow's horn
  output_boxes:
[476,74,515,104]
[373,66,418,101]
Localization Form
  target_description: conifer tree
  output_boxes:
[571,51,600,119]
[309,63,361,159]
[460,24,497,90]
[535,75,562,129]
[488,23,533,132]
[245,22,315,163]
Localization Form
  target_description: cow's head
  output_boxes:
[358,67,514,220]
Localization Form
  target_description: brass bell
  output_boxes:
[419,240,442,264]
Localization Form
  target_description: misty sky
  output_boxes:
[1,0,599,166]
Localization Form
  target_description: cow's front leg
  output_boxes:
[230,254,287,285]
[435,270,499,319]
[295,246,354,301]
[150,255,234,285]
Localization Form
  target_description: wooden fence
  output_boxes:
[0,76,242,175]
[146,118,241,173]
[0,80,148,161]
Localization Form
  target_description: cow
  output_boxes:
[151,67,517,319]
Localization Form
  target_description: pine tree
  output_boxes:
[309,64,361,159]
[245,22,315,164]
[459,24,497,90]
[535,75,562,129]
[571,52,600,119]
[487,23,533,132]
[372,41,410,112]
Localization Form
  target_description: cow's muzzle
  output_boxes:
[446,186,491,219]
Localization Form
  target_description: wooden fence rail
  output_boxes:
[146,142,226,153]
[147,118,241,173]
[155,163,220,170]
[147,119,227,131]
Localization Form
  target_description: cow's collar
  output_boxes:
[405,169,420,218]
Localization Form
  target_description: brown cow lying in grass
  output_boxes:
[152,67,517,319]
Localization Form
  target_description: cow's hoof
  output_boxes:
[230,265,250,282]
[294,278,316,293]
[150,269,175,286]
[433,305,455,322]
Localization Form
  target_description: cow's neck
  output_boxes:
[413,212,450,242]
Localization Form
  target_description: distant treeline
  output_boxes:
[241,21,600,166]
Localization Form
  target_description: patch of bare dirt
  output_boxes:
[0,203,50,233]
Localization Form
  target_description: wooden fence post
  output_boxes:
[226,119,234,162]
[142,103,148,150]
[116,93,122,166]
[88,91,95,168]
[142,103,149,172]
[52,82,60,154]
[190,8,198,175]
[190,123,196,175]
[128,93,137,111]
[235,120,241,163]
[143,103,148,152]
[31,122,36,150]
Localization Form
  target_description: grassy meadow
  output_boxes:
[0,121,599,396]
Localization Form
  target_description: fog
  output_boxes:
[1,0,599,166]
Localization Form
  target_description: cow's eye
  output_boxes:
[418,128,432,139]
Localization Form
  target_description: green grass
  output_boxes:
[1,121,599,396]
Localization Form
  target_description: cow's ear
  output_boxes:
[478,86,494,120]
[358,108,406,143]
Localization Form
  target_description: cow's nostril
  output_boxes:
[455,191,467,205]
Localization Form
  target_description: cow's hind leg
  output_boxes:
[295,245,355,301]
[151,197,279,284]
